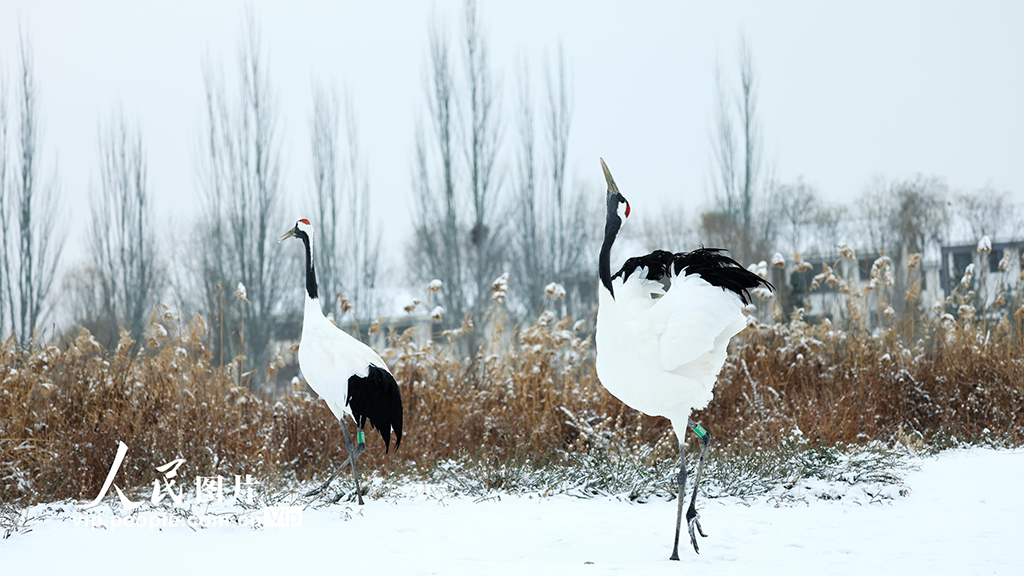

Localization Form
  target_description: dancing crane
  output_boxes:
[594,160,772,560]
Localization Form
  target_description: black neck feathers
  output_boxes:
[600,196,622,298]
[297,230,318,300]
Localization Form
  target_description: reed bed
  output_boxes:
[1,251,1022,505]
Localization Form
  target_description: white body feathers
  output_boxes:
[596,267,747,439]
[298,295,391,423]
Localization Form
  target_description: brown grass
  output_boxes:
[1,257,1022,505]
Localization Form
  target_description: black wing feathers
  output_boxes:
[611,247,773,305]
[346,365,404,452]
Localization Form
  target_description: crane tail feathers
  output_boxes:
[346,365,404,453]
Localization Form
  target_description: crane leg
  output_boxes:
[303,464,347,498]
[302,418,367,502]
[685,418,711,552]
[336,420,367,505]
[669,439,687,561]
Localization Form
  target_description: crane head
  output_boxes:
[600,158,630,221]
[279,218,313,242]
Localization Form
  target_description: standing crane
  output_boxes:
[279,218,403,504]
[594,160,773,560]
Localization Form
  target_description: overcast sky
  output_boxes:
[1,0,1022,269]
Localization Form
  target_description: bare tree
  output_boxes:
[309,82,382,322]
[59,263,111,343]
[544,45,573,286]
[340,95,383,322]
[709,58,738,224]
[410,1,509,331]
[860,176,948,317]
[895,179,948,262]
[0,64,10,335]
[2,32,65,345]
[194,10,286,376]
[704,34,774,263]
[410,14,466,326]
[309,82,342,313]
[543,48,600,318]
[461,0,505,313]
[637,205,698,254]
[810,203,850,260]
[861,176,900,258]
[956,188,1019,242]
[862,176,947,263]
[509,48,597,318]
[86,110,160,342]
[510,58,544,314]
[776,178,819,255]
[190,56,229,359]
[737,36,762,246]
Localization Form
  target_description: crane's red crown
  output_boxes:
[299,218,310,225]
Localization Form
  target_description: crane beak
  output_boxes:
[278,228,296,243]
[600,157,619,196]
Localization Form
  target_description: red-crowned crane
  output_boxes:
[594,160,773,560]
[279,218,403,504]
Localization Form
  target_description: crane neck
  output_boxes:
[298,230,319,302]
[599,196,622,298]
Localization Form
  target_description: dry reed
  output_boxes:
[1,258,1022,505]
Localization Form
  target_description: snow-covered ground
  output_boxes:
[3,448,1022,575]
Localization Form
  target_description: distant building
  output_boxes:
[939,240,1024,306]
[772,237,1022,327]
[775,253,939,326]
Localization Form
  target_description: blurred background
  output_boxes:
[0,1,1021,367]
[1,0,1023,506]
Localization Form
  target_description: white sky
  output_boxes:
[1,0,1022,269]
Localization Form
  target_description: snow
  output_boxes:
[491,272,510,304]
[545,282,567,299]
[3,448,1022,575]
[234,282,248,302]
[837,242,856,261]
[961,263,975,287]
[747,260,769,279]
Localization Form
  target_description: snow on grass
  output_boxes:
[2,448,1022,575]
